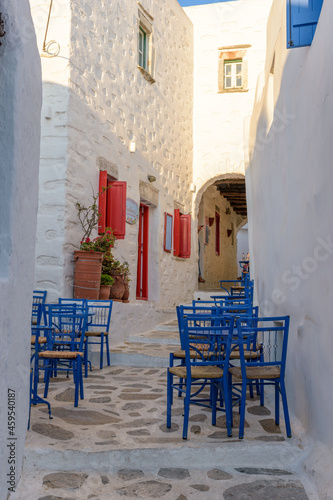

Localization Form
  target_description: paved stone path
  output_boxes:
[13,320,319,499]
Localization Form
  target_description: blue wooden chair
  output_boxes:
[39,305,88,406]
[85,300,113,373]
[167,314,234,439]
[230,315,291,439]
[32,290,47,325]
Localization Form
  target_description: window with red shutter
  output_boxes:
[173,209,191,258]
[98,171,108,234]
[98,171,127,238]
[106,181,127,239]
[179,214,191,258]
[215,212,220,255]
[173,209,180,257]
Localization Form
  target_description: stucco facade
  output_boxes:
[30,0,195,328]
[247,0,333,495]
[0,1,42,497]
[184,0,273,199]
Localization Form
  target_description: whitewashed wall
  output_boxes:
[30,0,195,317]
[0,1,41,497]
[66,0,195,310]
[248,0,333,495]
[184,0,273,203]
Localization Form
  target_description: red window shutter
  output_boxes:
[173,209,180,256]
[215,212,220,255]
[179,214,191,258]
[106,181,127,239]
[98,171,108,234]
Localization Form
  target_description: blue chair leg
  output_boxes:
[166,370,173,428]
[275,381,280,425]
[238,379,247,439]
[280,379,292,438]
[260,379,265,406]
[84,340,88,378]
[211,382,217,426]
[78,357,84,401]
[100,333,104,369]
[106,334,110,366]
[44,363,51,398]
[182,381,191,440]
[74,361,79,407]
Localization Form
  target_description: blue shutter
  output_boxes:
[287,0,323,48]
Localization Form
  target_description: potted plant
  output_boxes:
[120,261,130,302]
[102,254,125,301]
[73,191,116,300]
[99,273,115,300]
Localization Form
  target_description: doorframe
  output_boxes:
[136,203,149,300]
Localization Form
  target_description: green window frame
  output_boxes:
[224,59,243,90]
[138,26,147,69]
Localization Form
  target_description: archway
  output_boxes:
[194,173,248,289]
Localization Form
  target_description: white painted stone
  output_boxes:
[0,1,41,497]
[184,0,273,205]
[247,0,333,493]
[30,0,196,312]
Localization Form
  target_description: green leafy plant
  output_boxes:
[119,261,130,284]
[102,254,123,275]
[100,274,114,286]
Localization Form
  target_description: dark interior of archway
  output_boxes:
[213,178,247,217]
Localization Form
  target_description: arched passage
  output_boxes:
[194,173,248,288]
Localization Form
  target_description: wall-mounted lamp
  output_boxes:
[208,217,214,227]
[225,207,231,215]
[129,141,136,153]
[148,174,156,183]
[227,229,233,237]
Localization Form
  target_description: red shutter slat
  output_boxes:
[173,209,180,256]
[98,171,108,234]
[179,214,191,258]
[106,181,127,239]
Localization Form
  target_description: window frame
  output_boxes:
[224,59,243,90]
[218,45,250,94]
[137,3,155,84]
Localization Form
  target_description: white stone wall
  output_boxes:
[30,0,195,332]
[248,0,333,495]
[0,1,41,497]
[184,0,272,204]
[65,0,195,309]
[30,0,71,302]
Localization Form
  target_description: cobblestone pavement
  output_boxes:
[13,364,318,500]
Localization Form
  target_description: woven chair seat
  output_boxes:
[85,330,109,337]
[39,351,84,359]
[169,365,224,380]
[31,336,47,344]
[229,350,260,360]
[229,365,280,380]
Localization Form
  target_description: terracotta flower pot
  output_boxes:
[73,250,103,300]
[122,282,130,303]
[109,274,125,301]
[99,284,111,300]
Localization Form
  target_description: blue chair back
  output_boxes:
[86,300,113,330]
[182,314,234,369]
[32,290,47,324]
[47,304,88,351]
[236,315,290,377]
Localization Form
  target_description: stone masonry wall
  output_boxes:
[0,0,41,497]
[65,0,195,309]
[185,0,272,211]
[30,0,71,302]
